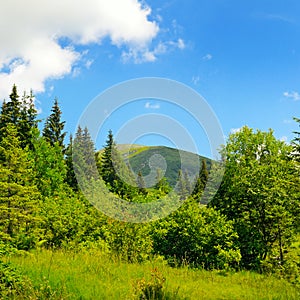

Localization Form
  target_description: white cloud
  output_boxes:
[145,102,160,109]
[283,91,300,101]
[122,38,185,63]
[202,54,212,61]
[0,0,159,99]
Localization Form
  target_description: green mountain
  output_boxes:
[117,144,211,187]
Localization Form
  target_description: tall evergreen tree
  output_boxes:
[73,126,98,188]
[0,86,38,149]
[19,90,38,149]
[65,135,78,190]
[0,124,41,249]
[0,85,22,140]
[99,130,136,199]
[192,159,209,199]
[177,169,188,200]
[43,98,66,149]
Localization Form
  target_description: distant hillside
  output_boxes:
[117,145,211,187]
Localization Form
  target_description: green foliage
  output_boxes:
[134,268,183,300]
[0,124,42,250]
[65,134,78,190]
[152,200,241,269]
[155,169,172,195]
[5,249,300,299]
[73,126,98,184]
[31,130,67,197]
[192,159,209,201]
[0,260,29,298]
[99,130,137,199]
[42,98,66,149]
[0,85,38,149]
[128,146,206,188]
[211,126,300,269]
[105,220,153,262]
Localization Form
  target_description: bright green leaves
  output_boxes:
[211,126,299,269]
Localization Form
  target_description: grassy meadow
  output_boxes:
[3,249,299,299]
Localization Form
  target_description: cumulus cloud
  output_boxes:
[0,0,159,99]
[145,101,160,109]
[283,91,300,101]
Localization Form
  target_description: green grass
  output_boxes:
[4,249,299,299]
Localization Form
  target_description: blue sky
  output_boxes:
[0,0,299,158]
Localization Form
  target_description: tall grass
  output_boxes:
[4,249,300,299]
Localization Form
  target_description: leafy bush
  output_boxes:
[105,220,153,262]
[151,200,241,269]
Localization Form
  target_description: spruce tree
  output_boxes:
[99,130,136,199]
[73,126,98,188]
[0,86,38,149]
[100,130,118,186]
[65,135,78,190]
[0,124,41,249]
[0,85,22,141]
[19,90,38,149]
[43,98,66,149]
[192,159,209,199]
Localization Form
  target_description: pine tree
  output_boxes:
[65,135,78,190]
[0,86,38,149]
[43,98,66,149]
[99,130,136,199]
[100,130,118,185]
[0,85,22,141]
[73,126,98,188]
[19,90,38,149]
[192,159,209,199]
[0,124,41,249]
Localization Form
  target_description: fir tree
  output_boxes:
[73,126,98,187]
[43,98,66,149]
[65,135,78,190]
[0,124,41,249]
[99,130,136,199]
[19,90,38,149]
[0,86,38,149]
[192,159,209,198]
[0,85,22,141]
